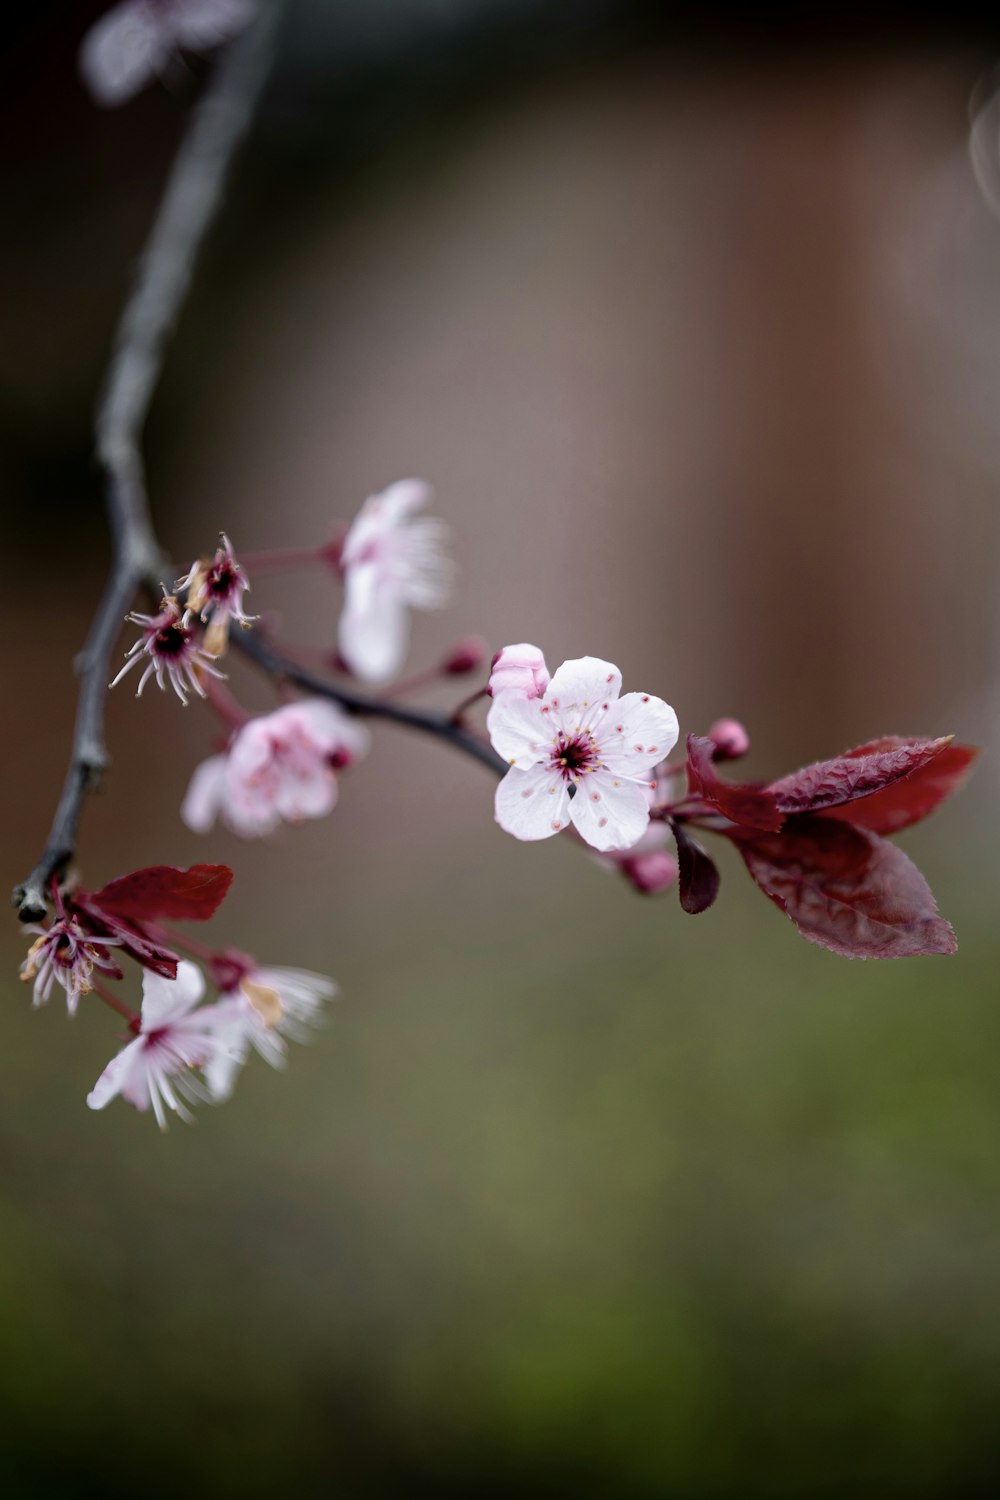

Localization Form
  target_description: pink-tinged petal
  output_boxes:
[170,0,256,49]
[495,765,570,841]
[488,643,550,700]
[203,1036,250,1102]
[140,960,205,1030]
[544,657,622,713]
[372,477,433,526]
[273,768,338,823]
[487,694,548,766]
[569,771,651,852]
[180,754,227,834]
[87,1039,141,1110]
[226,718,275,780]
[338,582,409,683]
[599,693,679,775]
[291,699,370,760]
[79,2,165,107]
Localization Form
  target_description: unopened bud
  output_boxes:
[488,643,550,700]
[708,718,750,761]
[442,635,488,676]
[620,849,678,895]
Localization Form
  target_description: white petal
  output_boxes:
[180,754,227,833]
[598,693,679,775]
[487,694,549,766]
[495,765,571,841]
[79,2,166,107]
[291,699,370,760]
[338,579,409,682]
[170,0,256,49]
[87,1039,140,1110]
[273,767,337,823]
[568,771,651,852]
[204,1040,249,1102]
[544,657,622,713]
[140,960,205,1030]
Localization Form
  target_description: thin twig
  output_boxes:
[231,628,507,777]
[13,4,283,922]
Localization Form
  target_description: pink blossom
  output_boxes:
[487,655,679,853]
[20,917,121,1016]
[203,959,337,1101]
[79,0,256,108]
[708,718,751,761]
[177,533,255,656]
[600,824,679,895]
[488,643,550,700]
[86,961,244,1128]
[181,698,369,837]
[337,479,452,683]
[110,592,224,704]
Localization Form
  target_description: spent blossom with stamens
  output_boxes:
[87,961,245,1129]
[178,533,255,656]
[488,655,679,852]
[337,479,452,683]
[79,0,257,108]
[20,916,122,1017]
[203,953,337,1100]
[488,642,551,701]
[182,698,370,837]
[110,592,224,704]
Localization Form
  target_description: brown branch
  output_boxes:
[13,4,283,922]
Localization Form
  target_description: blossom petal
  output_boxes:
[181,754,228,833]
[87,1039,141,1110]
[544,657,622,713]
[568,770,651,852]
[140,960,205,1030]
[170,0,256,49]
[599,692,679,775]
[495,765,571,840]
[292,699,370,760]
[79,2,165,107]
[338,577,409,683]
[487,694,548,766]
[273,768,337,823]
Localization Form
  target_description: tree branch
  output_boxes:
[231,628,507,777]
[13,4,283,923]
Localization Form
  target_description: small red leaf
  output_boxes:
[731,816,956,959]
[826,740,978,835]
[686,735,784,832]
[91,864,234,924]
[674,823,721,914]
[769,736,956,817]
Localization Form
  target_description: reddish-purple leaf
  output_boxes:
[730,815,956,959]
[674,822,721,914]
[686,735,784,832]
[90,864,234,924]
[769,736,956,818]
[71,895,179,978]
[825,740,978,835]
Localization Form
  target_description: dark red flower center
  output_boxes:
[549,731,600,783]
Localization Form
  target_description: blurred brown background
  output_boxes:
[2,3,999,1496]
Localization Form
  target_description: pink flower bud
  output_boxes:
[442,635,488,676]
[708,717,750,761]
[488,643,550,700]
[619,849,679,895]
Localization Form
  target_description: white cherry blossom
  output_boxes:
[487,655,679,853]
[182,698,369,837]
[80,0,256,108]
[337,479,452,683]
[203,962,337,1101]
[86,961,244,1129]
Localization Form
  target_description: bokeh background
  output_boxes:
[3,2,1000,1495]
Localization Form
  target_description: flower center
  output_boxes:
[549,730,600,783]
[154,621,192,657]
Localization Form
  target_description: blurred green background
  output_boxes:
[2,3,999,1495]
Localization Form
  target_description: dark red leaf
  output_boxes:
[686,735,784,832]
[90,864,234,924]
[731,816,956,959]
[769,736,956,818]
[71,895,179,978]
[824,740,978,835]
[674,822,721,914]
